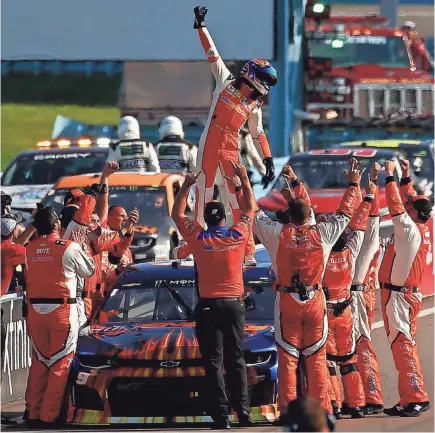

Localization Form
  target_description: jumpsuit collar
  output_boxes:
[206,225,229,233]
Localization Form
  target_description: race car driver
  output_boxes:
[107,115,160,172]
[351,163,384,415]
[322,175,376,419]
[155,116,197,174]
[380,159,432,417]
[192,6,276,265]
[253,159,361,417]
[24,205,95,427]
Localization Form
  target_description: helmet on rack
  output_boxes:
[240,59,277,96]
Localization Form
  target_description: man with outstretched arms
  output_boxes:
[193,5,276,265]
[350,163,384,415]
[253,159,361,419]
[380,159,432,418]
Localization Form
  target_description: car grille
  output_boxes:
[108,377,208,417]
[354,83,434,118]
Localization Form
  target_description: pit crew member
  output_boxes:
[253,159,361,417]
[171,162,256,429]
[380,159,432,417]
[24,205,94,427]
[351,163,384,415]
[322,175,376,419]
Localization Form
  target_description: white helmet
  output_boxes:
[118,116,140,140]
[159,116,184,140]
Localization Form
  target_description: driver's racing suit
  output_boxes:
[351,191,384,407]
[379,177,430,407]
[323,196,372,412]
[253,179,358,413]
[24,234,94,423]
[194,26,272,257]
[107,140,160,172]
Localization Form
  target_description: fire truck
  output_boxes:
[301,1,434,150]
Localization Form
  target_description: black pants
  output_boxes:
[195,298,250,418]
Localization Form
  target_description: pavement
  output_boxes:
[1,297,433,433]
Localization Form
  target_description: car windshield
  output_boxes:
[399,145,434,180]
[99,281,275,323]
[310,35,410,68]
[273,155,398,190]
[1,151,107,186]
[43,186,169,227]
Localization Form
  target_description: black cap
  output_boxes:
[33,206,59,235]
[204,201,226,226]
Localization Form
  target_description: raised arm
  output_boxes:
[399,159,416,201]
[194,6,231,85]
[232,162,256,216]
[318,158,361,246]
[96,162,119,226]
[171,172,199,226]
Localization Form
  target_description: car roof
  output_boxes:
[291,147,400,159]
[15,147,108,158]
[340,140,421,148]
[118,259,272,288]
[54,172,184,189]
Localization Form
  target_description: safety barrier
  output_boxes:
[0,294,30,404]
[1,61,124,77]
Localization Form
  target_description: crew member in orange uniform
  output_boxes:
[351,163,384,415]
[171,163,256,429]
[24,205,94,427]
[380,159,432,417]
[193,6,277,266]
[253,160,361,419]
[322,175,376,419]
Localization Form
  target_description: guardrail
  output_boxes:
[1,61,124,77]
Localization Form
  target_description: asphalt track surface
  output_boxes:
[2,297,434,433]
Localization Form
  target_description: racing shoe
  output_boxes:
[211,416,231,429]
[383,403,404,417]
[349,407,365,419]
[401,402,431,417]
[244,255,257,267]
[331,401,342,420]
[364,403,384,415]
[237,411,253,427]
[340,402,351,415]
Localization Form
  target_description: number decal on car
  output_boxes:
[76,372,90,385]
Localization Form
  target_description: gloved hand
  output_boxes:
[263,157,275,185]
[193,6,208,29]
[261,175,270,189]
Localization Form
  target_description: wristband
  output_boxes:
[372,179,378,186]
[348,182,359,187]
[400,176,412,186]
[99,184,108,195]
[290,179,300,188]
[235,185,242,193]
[385,176,395,184]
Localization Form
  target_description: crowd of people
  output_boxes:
[0,5,433,431]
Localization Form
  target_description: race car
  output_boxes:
[1,138,109,219]
[67,249,278,425]
[340,139,434,198]
[42,171,188,262]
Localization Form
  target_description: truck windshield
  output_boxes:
[311,35,410,68]
[274,156,399,189]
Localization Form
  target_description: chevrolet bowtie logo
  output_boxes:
[160,360,180,368]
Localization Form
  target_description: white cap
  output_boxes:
[1,213,23,237]
[402,21,416,29]
[118,116,140,140]
[159,116,184,140]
